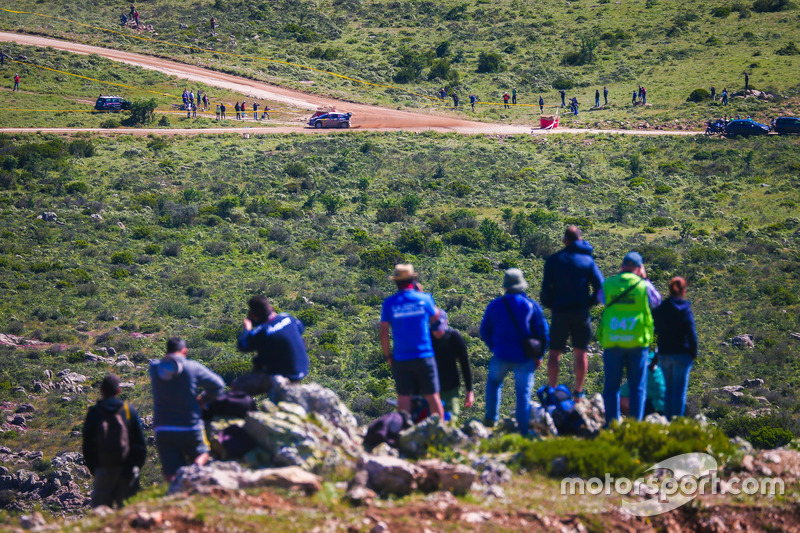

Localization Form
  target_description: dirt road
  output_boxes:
[0,31,701,136]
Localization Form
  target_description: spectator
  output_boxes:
[149,337,225,481]
[13,73,19,91]
[632,89,637,106]
[541,226,604,400]
[598,252,662,425]
[641,86,647,105]
[220,102,226,119]
[559,88,566,107]
[619,351,665,417]
[234,101,241,120]
[241,101,247,120]
[744,72,749,93]
[570,97,579,116]
[262,105,270,120]
[82,374,146,508]
[512,87,517,105]
[133,10,139,27]
[480,269,549,436]
[192,102,197,119]
[710,85,716,102]
[186,102,191,119]
[380,264,445,420]
[653,276,698,419]
[722,88,728,106]
[469,94,476,112]
[120,13,128,26]
[215,104,220,120]
[503,92,510,109]
[595,89,600,108]
[203,93,209,111]
[210,16,216,30]
[253,101,259,120]
[430,311,474,423]
[539,95,544,114]
[440,87,447,100]
[603,86,609,106]
[452,92,459,108]
[233,296,309,396]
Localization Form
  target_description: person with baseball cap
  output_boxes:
[598,251,662,425]
[380,264,445,420]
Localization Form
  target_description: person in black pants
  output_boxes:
[431,311,473,423]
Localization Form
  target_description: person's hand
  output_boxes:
[465,390,475,408]
[534,357,543,370]
[634,265,648,279]
[243,317,253,331]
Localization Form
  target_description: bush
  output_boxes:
[100,118,121,129]
[320,193,345,215]
[297,307,323,327]
[476,51,505,73]
[396,228,428,254]
[158,115,170,127]
[470,257,493,273]
[204,241,231,256]
[551,77,574,90]
[376,206,407,223]
[776,42,800,56]
[110,251,134,265]
[752,0,792,12]
[360,245,406,270]
[444,228,484,249]
[124,99,158,126]
[722,413,799,447]
[687,88,711,102]
[211,360,251,384]
[711,6,732,16]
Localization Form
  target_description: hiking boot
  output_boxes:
[573,390,586,401]
[482,418,496,430]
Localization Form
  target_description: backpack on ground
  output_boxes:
[202,391,256,421]
[536,385,586,436]
[363,411,413,451]
[96,402,131,467]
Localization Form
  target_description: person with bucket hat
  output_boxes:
[480,269,549,436]
[431,310,474,423]
[597,251,661,425]
[380,264,445,420]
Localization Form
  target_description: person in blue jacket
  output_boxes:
[481,268,549,436]
[541,226,604,400]
[233,296,309,396]
[653,276,698,419]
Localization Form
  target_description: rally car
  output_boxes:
[308,112,352,128]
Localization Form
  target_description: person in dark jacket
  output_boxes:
[431,311,474,423]
[481,269,549,436]
[150,338,225,481]
[82,374,146,508]
[233,296,309,396]
[540,227,604,399]
[653,276,698,419]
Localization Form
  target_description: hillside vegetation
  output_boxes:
[1,0,800,127]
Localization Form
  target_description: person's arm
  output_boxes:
[126,405,147,470]
[644,279,662,309]
[197,364,226,402]
[479,303,494,350]
[687,308,698,359]
[380,322,392,366]
[236,316,256,352]
[452,332,474,407]
[81,407,98,475]
[529,302,550,353]
[589,262,605,306]
[539,259,553,309]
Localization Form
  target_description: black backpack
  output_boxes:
[96,403,131,467]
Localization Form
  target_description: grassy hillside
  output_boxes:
[1,0,799,127]
[1,131,799,477]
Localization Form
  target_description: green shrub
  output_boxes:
[776,42,800,56]
[211,360,251,384]
[100,118,121,129]
[444,228,484,249]
[686,246,727,264]
[752,0,792,12]
[470,257,493,273]
[111,268,130,279]
[396,228,429,254]
[204,323,240,342]
[360,245,405,270]
[649,216,673,227]
[144,244,161,254]
[711,6,732,16]
[297,307,323,327]
[110,251,134,265]
[687,88,711,102]
[124,99,158,126]
[65,181,89,194]
[320,193,345,215]
[448,181,472,197]
[376,206,407,223]
[476,51,505,73]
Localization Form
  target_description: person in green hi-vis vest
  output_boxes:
[598,251,662,425]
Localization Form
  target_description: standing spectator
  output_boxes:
[632,89,637,105]
[0,50,5,66]
[503,92,510,109]
[641,86,647,105]
[595,89,600,108]
[149,338,225,481]
[570,97,579,116]
[203,93,209,111]
[559,88,566,107]
[120,13,128,26]
[262,105,270,120]
[182,88,188,106]
[469,94,477,112]
[129,4,135,18]
[653,277,698,420]
[133,10,139,27]
[192,102,197,118]
[380,264,445,420]
[603,86,609,106]
[13,73,20,91]
[598,252,662,425]
[253,101,259,120]
[241,101,247,120]
[539,95,544,114]
[431,311,474,423]
[744,72,749,93]
[637,86,643,103]
[220,102,226,119]
[234,101,241,120]
[210,16,216,30]
[440,87,447,100]
[480,269,549,436]
[452,92,459,108]
[215,103,221,120]
[512,87,517,105]
[541,226,604,400]
[710,85,716,102]
[722,88,728,106]
[82,375,146,508]
[186,102,191,119]
[233,296,309,396]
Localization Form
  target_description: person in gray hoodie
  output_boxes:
[149,337,225,481]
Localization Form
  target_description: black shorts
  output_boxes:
[393,357,440,396]
[549,309,592,351]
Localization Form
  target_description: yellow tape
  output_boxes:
[0,7,540,107]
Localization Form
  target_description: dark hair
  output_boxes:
[669,276,688,297]
[100,374,120,397]
[564,226,582,243]
[248,295,273,321]
[166,337,186,354]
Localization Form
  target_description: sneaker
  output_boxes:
[573,390,586,401]
[482,418,496,429]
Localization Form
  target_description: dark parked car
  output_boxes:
[773,117,800,135]
[95,95,131,111]
[308,112,352,129]
[724,119,770,137]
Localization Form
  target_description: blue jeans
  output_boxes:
[603,347,648,424]
[484,357,537,436]
[659,354,694,420]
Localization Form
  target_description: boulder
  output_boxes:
[462,419,490,440]
[270,377,359,437]
[731,334,754,348]
[417,459,476,495]
[743,378,765,388]
[169,462,321,495]
[472,456,512,485]
[397,416,470,458]
[572,393,605,436]
[15,404,35,414]
[362,455,424,496]
[19,512,46,530]
[85,352,114,364]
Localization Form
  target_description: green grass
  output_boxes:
[1,0,799,128]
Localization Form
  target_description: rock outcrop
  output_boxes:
[169,462,322,495]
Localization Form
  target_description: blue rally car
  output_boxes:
[724,119,770,137]
[308,112,352,129]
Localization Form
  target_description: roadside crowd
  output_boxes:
[81,226,697,509]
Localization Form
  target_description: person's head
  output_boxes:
[390,263,418,290]
[430,310,449,339]
[563,225,582,245]
[503,268,528,293]
[621,251,643,273]
[668,276,688,298]
[247,295,274,323]
[166,337,187,356]
[100,374,121,399]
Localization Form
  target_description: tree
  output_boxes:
[477,52,505,73]
[400,194,422,216]
[124,99,158,126]
[480,218,504,251]
[320,193,345,215]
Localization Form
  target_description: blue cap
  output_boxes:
[622,251,643,267]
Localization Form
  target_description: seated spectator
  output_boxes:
[619,351,666,417]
